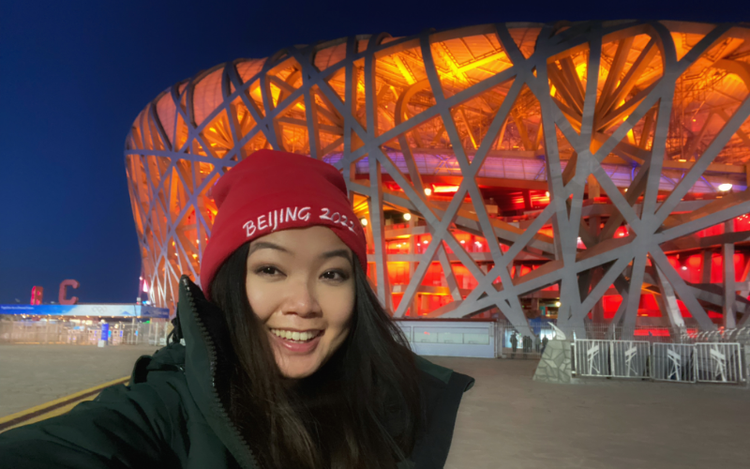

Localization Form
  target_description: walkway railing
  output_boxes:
[0,320,169,347]
[694,343,744,383]
[651,344,697,382]
[573,339,746,385]
[573,339,650,379]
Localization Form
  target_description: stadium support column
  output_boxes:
[723,220,737,328]
[654,264,686,334]
[369,156,393,313]
[408,214,418,316]
[586,174,605,327]
[702,249,712,284]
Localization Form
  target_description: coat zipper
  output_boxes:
[182,277,260,469]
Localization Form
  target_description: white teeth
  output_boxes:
[270,329,318,342]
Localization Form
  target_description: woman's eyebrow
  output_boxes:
[248,242,291,256]
[320,249,351,261]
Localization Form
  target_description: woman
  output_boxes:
[0,150,474,469]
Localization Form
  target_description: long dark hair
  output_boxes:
[210,242,423,468]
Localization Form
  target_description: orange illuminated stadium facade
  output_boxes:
[125,21,750,339]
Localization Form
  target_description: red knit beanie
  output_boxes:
[200,149,367,299]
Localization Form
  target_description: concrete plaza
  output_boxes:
[1,345,748,468]
[0,344,156,418]
[436,356,749,469]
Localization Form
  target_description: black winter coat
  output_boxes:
[0,276,474,468]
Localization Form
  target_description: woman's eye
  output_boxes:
[321,270,349,281]
[257,266,282,276]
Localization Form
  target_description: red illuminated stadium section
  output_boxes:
[363,173,750,324]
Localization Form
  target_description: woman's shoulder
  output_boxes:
[131,342,187,383]
[127,342,195,418]
[413,354,475,392]
[407,355,474,468]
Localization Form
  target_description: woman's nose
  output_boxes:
[281,279,321,317]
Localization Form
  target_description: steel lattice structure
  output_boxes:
[125,21,750,338]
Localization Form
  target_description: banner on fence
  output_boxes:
[0,304,169,319]
[394,320,496,358]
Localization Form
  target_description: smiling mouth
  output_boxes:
[269,328,322,343]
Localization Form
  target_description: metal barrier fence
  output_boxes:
[574,340,650,378]
[575,339,746,385]
[0,320,170,346]
[610,341,651,378]
[652,343,696,382]
[574,339,611,377]
[683,327,750,346]
[587,324,679,343]
[695,343,743,384]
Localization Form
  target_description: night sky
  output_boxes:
[1,0,747,305]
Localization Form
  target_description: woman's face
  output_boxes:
[245,226,356,379]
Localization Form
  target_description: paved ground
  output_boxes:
[0,344,158,418]
[1,346,748,468]
[433,357,750,469]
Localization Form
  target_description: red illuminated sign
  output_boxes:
[30,286,43,305]
[58,279,80,305]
